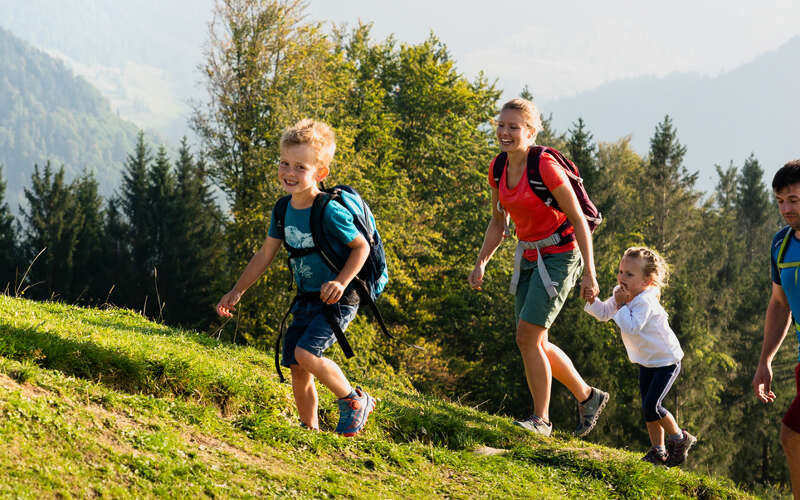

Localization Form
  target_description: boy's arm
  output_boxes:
[320,234,370,304]
[216,236,282,317]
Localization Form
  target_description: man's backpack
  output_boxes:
[492,146,602,232]
[271,184,393,382]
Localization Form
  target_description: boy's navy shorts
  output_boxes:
[782,363,800,434]
[281,297,358,368]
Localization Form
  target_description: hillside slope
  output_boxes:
[0,296,755,499]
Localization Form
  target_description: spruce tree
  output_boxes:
[71,170,106,303]
[118,131,152,309]
[0,166,18,291]
[566,118,598,191]
[19,161,82,299]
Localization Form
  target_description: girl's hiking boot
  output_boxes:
[513,415,552,436]
[574,387,610,437]
[666,429,697,467]
[335,387,376,437]
[641,447,668,466]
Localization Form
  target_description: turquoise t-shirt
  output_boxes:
[771,226,800,360]
[268,196,360,293]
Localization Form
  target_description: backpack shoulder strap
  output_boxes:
[492,153,508,189]
[310,191,342,273]
[526,146,558,208]
[273,195,292,240]
[777,226,796,268]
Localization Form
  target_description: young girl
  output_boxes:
[584,247,696,466]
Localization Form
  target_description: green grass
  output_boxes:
[0,295,763,498]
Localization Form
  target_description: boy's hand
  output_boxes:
[613,286,630,308]
[216,290,242,318]
[320,280,346,304]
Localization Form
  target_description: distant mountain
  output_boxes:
[543,36,800,193]
[0,26,142,209]
[0,0,213,144]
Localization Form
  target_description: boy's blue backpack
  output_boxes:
[272,184,397,381]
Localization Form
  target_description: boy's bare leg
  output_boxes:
[646,421,665,447]
[290,365,319,429]
[295,347,352,399]
[780,423,800,499]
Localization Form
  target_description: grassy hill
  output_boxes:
[0,295,761,498]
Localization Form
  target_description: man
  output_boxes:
[754,159,800,499]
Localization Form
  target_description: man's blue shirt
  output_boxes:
[771,225,800,360]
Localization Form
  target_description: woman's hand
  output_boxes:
[468,264,486,290]
[580,273,599,303]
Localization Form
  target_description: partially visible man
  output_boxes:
[754,159,800,499]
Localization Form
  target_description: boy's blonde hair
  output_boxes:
[500,98,543,141]
[623,246,669,288]
[280,118,336,168]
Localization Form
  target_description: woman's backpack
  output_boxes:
[492,145,602,231]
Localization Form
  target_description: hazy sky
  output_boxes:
[307,0,800,102]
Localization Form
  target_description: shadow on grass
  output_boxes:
[0,319,240,412]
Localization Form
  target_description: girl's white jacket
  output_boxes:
[584,286,684,368]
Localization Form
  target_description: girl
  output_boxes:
[584,247,696,466]
[469,98,608,437]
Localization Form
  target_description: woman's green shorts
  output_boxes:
[515,248,583,329]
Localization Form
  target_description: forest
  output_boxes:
[0,0,794,491]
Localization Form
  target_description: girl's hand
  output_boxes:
[468,264,485,290]
[613,286,630,308]
[216,290,242,318]
[580,273,599,302]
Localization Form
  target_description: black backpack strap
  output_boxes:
[492,153,507,188]
[322,305,355,359]
[275,294,301,383]
[526,146,561,210]
[273,195,291,240]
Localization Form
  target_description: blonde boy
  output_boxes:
[216,119,376,435]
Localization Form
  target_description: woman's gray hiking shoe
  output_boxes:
[666,430,697,467]
[641,447,668,466]
[573,388,609,437]
[513,415,552,436]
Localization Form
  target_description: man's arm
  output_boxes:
[753,282,792,403]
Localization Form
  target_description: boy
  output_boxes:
[216,119,375,435]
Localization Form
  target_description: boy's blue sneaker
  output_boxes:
[335,387,376,437]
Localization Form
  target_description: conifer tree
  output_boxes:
[20,161,82,299]
[71,170,106,302]
[118,131,152,309]
[0,166,18,291]
[566,118,598,191]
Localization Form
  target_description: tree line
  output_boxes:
[0,0,793,491]
[0,134,225,329]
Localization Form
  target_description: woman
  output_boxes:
[468,98,608,437]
